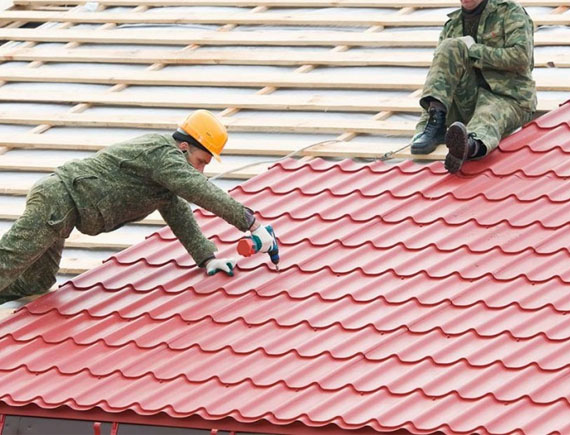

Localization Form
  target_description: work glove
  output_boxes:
[251,225,275,253]
[457,35,475,50]
[205,257,237,276]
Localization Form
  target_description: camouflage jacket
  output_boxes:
[439,0,537,111]
[55,133,251,266]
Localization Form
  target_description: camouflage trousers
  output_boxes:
[0,175,77,303]
[418,38,533,154]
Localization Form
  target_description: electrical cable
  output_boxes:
[209,138,412,181]
[378,142,415,161]
[209,138,341,181]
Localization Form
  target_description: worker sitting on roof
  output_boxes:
[0,109,275,303]
[410,0,536,173]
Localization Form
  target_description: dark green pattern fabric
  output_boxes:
[415,0,536,152]
[461,0,489,40]
[0,133,252,299]
[0,175,76,302]
[55,133,250,264]
[417,38,533,153]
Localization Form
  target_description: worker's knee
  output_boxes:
[27,175,77,238]
[0,271,54,303]
[435,38,470,62]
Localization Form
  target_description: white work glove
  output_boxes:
[251,225,274,253]
[457,35,476,50]
[206,257,237,276]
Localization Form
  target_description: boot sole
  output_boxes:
[444,122,469,173]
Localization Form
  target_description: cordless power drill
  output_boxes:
[237,225,280,271]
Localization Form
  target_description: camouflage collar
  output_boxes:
[446,0,505,20]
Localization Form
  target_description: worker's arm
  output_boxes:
[159,196,249,275]
[158,195,218,267]
[467,7,534,73]
[150,144,254,233]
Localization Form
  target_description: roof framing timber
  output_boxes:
[0,67,425,90]
[0,11,568,27]
[0,256,102,276]
[11,0,568,8]
[0,227,145,250]
[0,154,271,178]
[0,67,566,91]
[0,111,415,135]
[395,143,447,160]
[0,133,401,159]
[1,47,568,69]
[59,257,102,274]
[0,28,567,47]
[0,89,559,114]
[0,47,437,67]
[0,201,163,225]
[0,89,427,113]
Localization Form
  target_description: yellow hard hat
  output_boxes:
[179,110,228,162]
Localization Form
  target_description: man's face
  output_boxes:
[461,0,485,10]
[180,143,212,173]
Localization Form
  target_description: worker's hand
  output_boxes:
[457,35,476,50]
[205,257,237,276]
[251,225,274,253]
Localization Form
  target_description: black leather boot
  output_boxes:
[411,107,447,155]
[444,121,482,173]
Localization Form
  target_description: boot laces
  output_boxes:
[424,109,444,135]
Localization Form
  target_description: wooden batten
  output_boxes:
[0,154,271,178]
[0,11,567,28]
[0,111,416,135]
[393,144,448,160]
[0,47,438,67]
[0,67,567,91]
[11,0,569,8]
[0,28,567,47]
[0,47,567,69]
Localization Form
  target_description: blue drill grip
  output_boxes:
[266,225,280,266]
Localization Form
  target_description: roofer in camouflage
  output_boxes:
[0,110,276,304]
[410,0,536,173]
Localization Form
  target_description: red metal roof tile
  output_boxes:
[498,123,570,153]
[0,101,570,434]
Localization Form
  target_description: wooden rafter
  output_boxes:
[0,89,559,115]
[11,0,569,8]
[0,28,567,47]
[0,10,569,27]
[0,47,568,68]
[0,111,416,134]
[0,67,567,91]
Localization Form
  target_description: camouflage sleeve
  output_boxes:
[468,5,534,72]
[158,195,217,267]
[150,145,251,232]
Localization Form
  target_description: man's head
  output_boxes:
[460,0,486,10]
[173,110,228,172]
[178,140,212,173]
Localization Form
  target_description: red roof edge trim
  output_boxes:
[0,404,417,435]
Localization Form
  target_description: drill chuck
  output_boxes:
[237,238,256,257]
